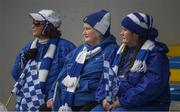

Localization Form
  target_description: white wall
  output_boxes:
[0,0,180,110]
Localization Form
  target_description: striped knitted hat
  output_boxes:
[121,12,158,40]
[83,9,111,37]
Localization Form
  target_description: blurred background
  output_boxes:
[0,0,180,110]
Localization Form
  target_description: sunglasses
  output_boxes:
[33,21,45,27]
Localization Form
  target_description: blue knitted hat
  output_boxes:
[121,12,158,40]
[83,9,111,37]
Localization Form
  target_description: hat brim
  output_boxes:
[29,13,45,21]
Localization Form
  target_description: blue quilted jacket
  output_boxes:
[50,35,119,109]
[11,37,76,100]
[96,41,171,110]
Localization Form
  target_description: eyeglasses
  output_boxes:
[33,21,45,27]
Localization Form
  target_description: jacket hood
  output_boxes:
[152,41,169,54]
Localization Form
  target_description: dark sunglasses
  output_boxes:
[33,21,45,26]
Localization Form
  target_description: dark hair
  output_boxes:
[119,37,146,77]
[43,22,62,37]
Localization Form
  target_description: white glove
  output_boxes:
[62,75,80,92]
[0,102,7,111]
[58,103,72,112]
[62,75,78,87]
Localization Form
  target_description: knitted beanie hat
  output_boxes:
[121,12,158,40]
[83,9,111,37]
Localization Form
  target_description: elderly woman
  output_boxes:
[93,12,170,111]
[11,9,76,111]
[47,9,118,111]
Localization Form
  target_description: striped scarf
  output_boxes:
[12,38,58,111]
[58,46,102,111]
[104,40,155,103]
[31,38,58,82]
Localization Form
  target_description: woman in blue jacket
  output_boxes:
[11,9,76,111]
[92,12,171,111]
[48,9,118,111]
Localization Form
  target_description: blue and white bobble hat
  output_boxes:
[83,9,111,37]
[121,12,158,40]
[29,9,61,28]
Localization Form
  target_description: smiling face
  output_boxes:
[120,27,139,47]
[31,20,46,38]
[82,23,103,46]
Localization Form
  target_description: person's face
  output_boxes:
[82,23,102,46]
[32,20,46,38]
[120,27,138,47]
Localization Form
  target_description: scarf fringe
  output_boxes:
[58,103,72,112]
[62,75,80,92]
[130,40,154,73]
[130,60,147,73]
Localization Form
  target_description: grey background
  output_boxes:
[0,0,180,110]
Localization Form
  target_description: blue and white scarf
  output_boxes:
[104,40,155,103]
[58,46,102,111]
[12,38,58,111]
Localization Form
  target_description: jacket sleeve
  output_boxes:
[95,74,106,102]
[119,52,170,108]
[46,41,76,98]
[47,47,77,99]
[48,64,68,100]
[11,43,31,81]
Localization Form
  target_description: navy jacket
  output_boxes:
[11,37,76,99]
[96,41,170,110]
[50,35,118,107]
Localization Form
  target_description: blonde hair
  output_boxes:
[95,29,106,43]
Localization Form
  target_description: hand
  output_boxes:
[46,99,53,108]
[102,99,112,111]
[62,75,79,92]
[23,48,38,60]
[111,100,120,110]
